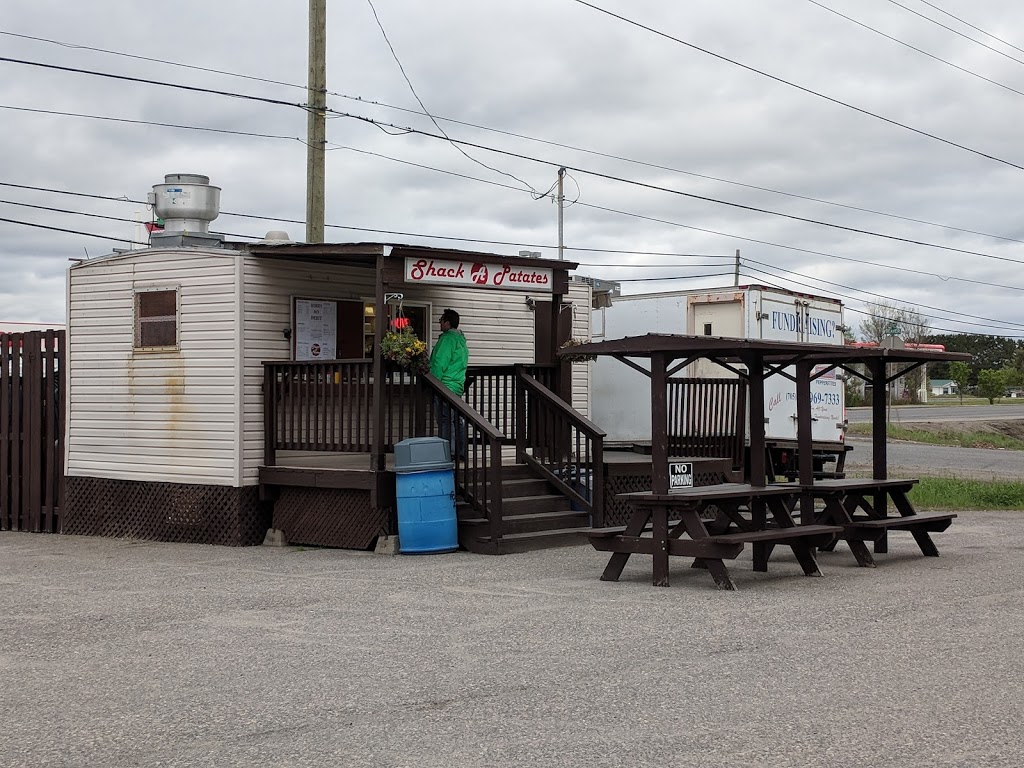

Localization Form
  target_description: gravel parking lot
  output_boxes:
[3,515,1023,768]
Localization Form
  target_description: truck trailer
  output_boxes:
[591,284,849,479]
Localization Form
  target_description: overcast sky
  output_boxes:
[3,0,1024,340]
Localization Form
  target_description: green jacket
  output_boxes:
[429,329,469,395]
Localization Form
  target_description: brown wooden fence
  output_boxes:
[0,330,65,533]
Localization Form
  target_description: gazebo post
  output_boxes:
[868,357,888,482]
[796,358,815,523]
[746,352,768,488]
[868,356,891,552]
[650,352,669,495]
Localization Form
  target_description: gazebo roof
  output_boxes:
[558,333,972,365]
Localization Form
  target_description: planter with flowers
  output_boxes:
[558,337,597,363]
[380,327,429,374]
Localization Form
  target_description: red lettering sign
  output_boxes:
[404,257,551,292]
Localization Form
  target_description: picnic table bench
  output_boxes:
[794,477,957,567]
[588,483,843,590]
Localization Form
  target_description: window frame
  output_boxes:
[133,286,181,351]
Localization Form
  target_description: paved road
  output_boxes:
[3,525,1024,767]
[844,403,1023,479]
[845,437,1021,480]
[847,403,1024,423]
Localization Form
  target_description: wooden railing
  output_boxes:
[666,377,746,470]
[262,360,602,538]
[464,364,556,441]
[262,360,423,463]
[419,373,506,542]
[515,371,606,527]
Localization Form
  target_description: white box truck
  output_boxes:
[591,285,848,478]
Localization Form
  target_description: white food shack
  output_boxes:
[63,174,596,552]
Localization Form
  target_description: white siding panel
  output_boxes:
[568,281,593,417]
[66,249,241,486]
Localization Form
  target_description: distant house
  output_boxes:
[1007,387,1023,399]
[929,378,957,396]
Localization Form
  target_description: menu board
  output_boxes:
[294,298,338,361]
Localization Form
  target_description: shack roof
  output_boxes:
[559,333,972,365]
[246,241,579,272]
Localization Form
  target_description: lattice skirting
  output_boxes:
[602,466,731,527]
[63,477,269,546]
[272,488,387,550]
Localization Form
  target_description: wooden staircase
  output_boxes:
[457,463,593,554]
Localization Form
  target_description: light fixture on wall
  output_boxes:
[525,296,536,310]
[282,327,292,340]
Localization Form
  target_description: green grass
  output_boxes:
[908,477,1024,510]
[846,422,1024,450]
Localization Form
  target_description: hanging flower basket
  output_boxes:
[380,327,429,373]
[559,337,597,363]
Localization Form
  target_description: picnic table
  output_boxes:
[560,335,971,590]
[589,482,842,590]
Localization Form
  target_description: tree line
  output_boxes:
[856,301,1024,404]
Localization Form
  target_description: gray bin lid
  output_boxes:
[394,436,454,473]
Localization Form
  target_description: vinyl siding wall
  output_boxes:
[66,249,241,485]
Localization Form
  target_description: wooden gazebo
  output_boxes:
[561,334,971,588]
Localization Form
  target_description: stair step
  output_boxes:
[467,527,592,554]
[502,494,572,514]
[500,477,556,498]
[459,510,590,535]
[460,477,556,499]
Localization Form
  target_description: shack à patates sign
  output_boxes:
[404,257,552,292]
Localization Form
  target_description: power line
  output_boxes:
[0,30,304,90]
[5,184,1023,334]
[10,95,1024,274]
[21,48,1012,263]
[885,0,1024,66]
[0,215,146,246]
[0,57,307,110]
[912,0,1024,57]
[13,28,1024,249]
[567,0,1024,172]
[4,175,1019,297]
[0,198,142,225]
[739,260,1024,334]
[807,0,1024,99]
[328,112,1024,267]
[0,104,307,144]
[362,0,538,194]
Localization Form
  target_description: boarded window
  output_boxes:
[135,289,178,348]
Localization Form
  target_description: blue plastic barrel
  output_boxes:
[394,437,458,554]
[396,469,458,554]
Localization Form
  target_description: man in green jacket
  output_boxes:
[429,309,469,457]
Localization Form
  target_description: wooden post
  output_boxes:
[796,358,814,524]
[746,352,767,487]
[371,254,387,470]
[651,352,669,495]
[305,0,327,243]
[869,356,890,552]
[869,357,888,481]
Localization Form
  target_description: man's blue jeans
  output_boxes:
[434,395,466,459]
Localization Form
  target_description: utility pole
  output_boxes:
[557,167,565,260]
[733,249,740,286]
[306,0,327,244]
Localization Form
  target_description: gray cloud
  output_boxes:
[2,0,1023,338]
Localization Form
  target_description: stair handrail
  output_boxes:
[515,369,606,528]
[419,372,506,542]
